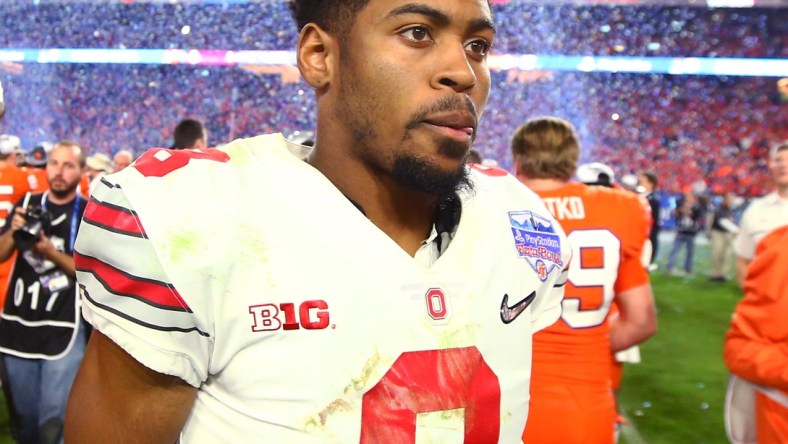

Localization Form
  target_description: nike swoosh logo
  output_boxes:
[500,291,536,324]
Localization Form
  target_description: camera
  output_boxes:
[13,205,53,251]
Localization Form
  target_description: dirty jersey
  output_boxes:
[74,134,571,443]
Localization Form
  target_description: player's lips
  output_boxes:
[422,113,476,142]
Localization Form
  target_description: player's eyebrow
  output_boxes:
[384,3,496,34]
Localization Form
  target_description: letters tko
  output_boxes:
[249,300,330,331]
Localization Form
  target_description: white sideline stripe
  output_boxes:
[620,413,648,444]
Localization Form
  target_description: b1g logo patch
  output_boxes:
[249,300,331,331]
[509,210,564,281]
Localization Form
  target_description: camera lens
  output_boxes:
[12,221,43,251]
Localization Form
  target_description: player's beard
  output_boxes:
[48,176,80,200]
[391,143,474,198]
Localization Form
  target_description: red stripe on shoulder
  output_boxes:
[83,199,146,238]
[74,252,190,312]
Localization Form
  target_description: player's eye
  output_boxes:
[400,26,432,43]
[465,39,491,58]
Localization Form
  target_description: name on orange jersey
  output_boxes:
[541,197,585,220]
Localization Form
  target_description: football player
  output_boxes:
[64,1,571,442]
[513,117,657,444]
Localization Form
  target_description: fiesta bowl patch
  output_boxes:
[509,210,563,280]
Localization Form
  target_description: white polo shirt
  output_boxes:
[735,192,788,260]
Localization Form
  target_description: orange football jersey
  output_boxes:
[22,166,49,193]
[531,182,650,385]
[0,164,35,308]
[79,172,91,197]
[724,225,788,443]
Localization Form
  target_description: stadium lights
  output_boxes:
[0,48,786,77]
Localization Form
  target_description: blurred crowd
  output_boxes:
[1,3,785,58]
[0,2,786,198]
[1,66,785,197]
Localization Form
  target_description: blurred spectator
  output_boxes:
[576,161,615,187]
[85,153,112,195]
[466,148,483,164]
[13,147,27,168]
[23,144,50,193]
[666,191,704,276]
[112,149,134,172]
[0,135,24,170]
[735,141,788,286]
[779,78,788,103]
[172,118,208,150]
[639,170,661,270]
[0,79,5,120]
[709,192,739,282]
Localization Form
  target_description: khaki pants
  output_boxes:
[710,229,735,278]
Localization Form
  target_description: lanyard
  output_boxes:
[40,191,81,252]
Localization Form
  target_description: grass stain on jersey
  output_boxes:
[163,228,201,264]
[437,324,480,350]
[319,399,353,426]
[347,351,385,394]
[302,351,388,432]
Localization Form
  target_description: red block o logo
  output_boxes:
[425,288,448,320]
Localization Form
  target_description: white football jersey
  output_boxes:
[75,134,570,443]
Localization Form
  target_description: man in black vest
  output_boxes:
[639,170,661,270]
[0,140,88,444]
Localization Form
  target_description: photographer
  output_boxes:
[0,141,87,444]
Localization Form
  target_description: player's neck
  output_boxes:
[307,145,436,257]
[777,184,788,199]
[515,175,567,191]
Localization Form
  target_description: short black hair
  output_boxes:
[172,118,205,150]
[288,0,370,35]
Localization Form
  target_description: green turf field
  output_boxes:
[619,238,741,444]
[0,235,741,443]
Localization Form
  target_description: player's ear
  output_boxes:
[296,23,338,91]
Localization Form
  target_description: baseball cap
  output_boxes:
[0,134,21,156]
[620,174,642,192]
[86,153,113,173]
[26,144,48,167]
[576,162,615,187]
